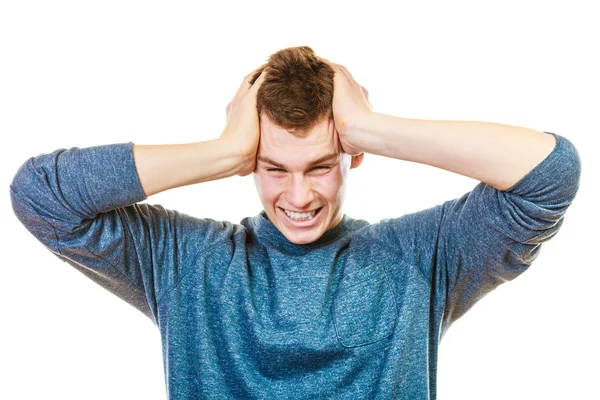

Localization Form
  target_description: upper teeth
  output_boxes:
[284,208,318,220]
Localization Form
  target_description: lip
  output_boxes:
[278,206,323,227]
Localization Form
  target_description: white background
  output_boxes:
[1,1,598,399]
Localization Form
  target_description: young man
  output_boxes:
[10,46,581,399]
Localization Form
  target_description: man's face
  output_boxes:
[252,115,363,245]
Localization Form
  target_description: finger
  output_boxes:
[249,68,268,93]
[321,58,344,75]
[330,66,348,86]
[233,67,262,98]
[321,57,335,68]
[245,65,264,81]
[328,61,355,86]
[360,85,369,100]
[321,58,345,73]
[331,62,353,80]
[243,68,261,87]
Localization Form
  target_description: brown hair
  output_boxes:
[249,46,334,138]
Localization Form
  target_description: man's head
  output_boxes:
[249,46,364,245]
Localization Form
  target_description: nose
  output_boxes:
[285,174,316,210]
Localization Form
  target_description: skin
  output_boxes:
[223,59,555,247]
[133,58,556,242]
[219,62,371,245]
[252,115,364,245]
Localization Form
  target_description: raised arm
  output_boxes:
[324,60,557,191]
[324,60,582,334]
[132,139,244,196]
[9,68,267,321]
[132,68,268,196]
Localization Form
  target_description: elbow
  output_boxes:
[9,153,80,236]
[559,134,582,201]
[10,157,67,253]
[10,157,46,229]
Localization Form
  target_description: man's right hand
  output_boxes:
[131,67,267,197]
[220,67,268,176]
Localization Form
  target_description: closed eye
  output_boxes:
[266,166,331,172]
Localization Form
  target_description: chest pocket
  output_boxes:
[332,264,398,348]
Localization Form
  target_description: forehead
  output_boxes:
[258,115,341,168]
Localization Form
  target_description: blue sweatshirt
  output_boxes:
[10,132,581,399]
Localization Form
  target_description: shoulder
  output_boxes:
[350,205,445,251]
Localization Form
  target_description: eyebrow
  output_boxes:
[257,153,339,169]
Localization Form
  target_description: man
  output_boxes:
[10,46,581,399]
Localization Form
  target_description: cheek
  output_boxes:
[255,175,283,201]
[314,173,344,199]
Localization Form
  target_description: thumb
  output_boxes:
[250,69,268,94]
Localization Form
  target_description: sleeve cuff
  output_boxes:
[505,132,581,201]
[64,142,148,212]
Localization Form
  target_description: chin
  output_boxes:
[284,231,322,245]
[278,221,326,245]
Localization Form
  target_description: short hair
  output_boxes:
[249,46,334,138]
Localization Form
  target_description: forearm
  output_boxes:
[357,113,557,191]
[133,139,244,196]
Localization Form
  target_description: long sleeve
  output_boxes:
[380,132,582,335]
[9,143,230,324]
[438,131,581,331]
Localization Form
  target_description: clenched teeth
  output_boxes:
[283,208,319,220]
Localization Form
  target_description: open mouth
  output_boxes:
[279,206,323,224]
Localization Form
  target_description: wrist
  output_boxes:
[345,111,388,156]
[216,138,256,177]
[216,138,246,163]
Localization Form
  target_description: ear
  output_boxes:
[350,153,364,169]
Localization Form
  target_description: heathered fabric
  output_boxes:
[10,132,580,399]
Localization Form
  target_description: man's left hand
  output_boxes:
[322,59,374,156]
